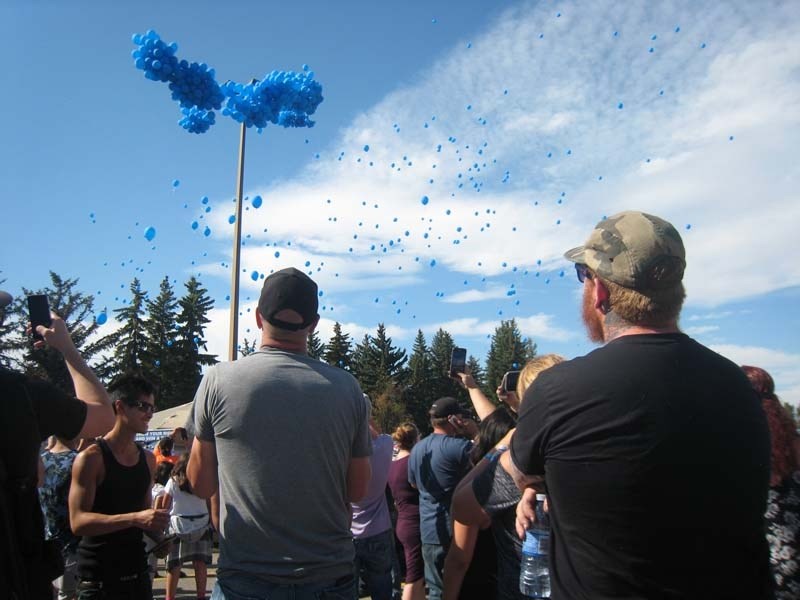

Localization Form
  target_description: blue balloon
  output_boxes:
[96,312,108,325]
[144,226,156,241]
[252,195,263,208]
[203,226,211,237]
[421,195,429,205]
[251,270,259,281]
[172,179,180,187]
[191,220,199,230]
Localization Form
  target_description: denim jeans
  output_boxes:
[211,573,355,600]
[421,543,448,600]
[353,529,394,600]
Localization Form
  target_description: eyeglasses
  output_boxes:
[126,400,155,415]
[575,263,594,283]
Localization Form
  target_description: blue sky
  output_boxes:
[2,0,799,403]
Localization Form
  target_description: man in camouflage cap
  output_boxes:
[501,211,772,598]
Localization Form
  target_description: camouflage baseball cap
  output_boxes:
[564,211,686,290]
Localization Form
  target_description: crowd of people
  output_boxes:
[1,210,798,600]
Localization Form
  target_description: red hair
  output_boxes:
[742,365,798,486]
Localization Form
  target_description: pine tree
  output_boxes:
[353,324,408,398]
[372,383,409,435]
[485,319,537,399]
[324,321,353,371]
[351,333,373,391]
[306,329,324,359]
[142,276,179,408]
[172,277,218,407]
[428,328,467,404]
[466,355,488,393]
[404,330,435,432]
[9,272,112,394]
[99,278,149,380]
[239,337,257,357]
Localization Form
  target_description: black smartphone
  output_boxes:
[501,370,521,393]
[449,347,467,378]
[27,294,52,341]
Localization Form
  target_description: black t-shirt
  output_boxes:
[0,369,87,599]
[510,334,772,600]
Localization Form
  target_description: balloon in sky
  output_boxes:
[96,311,108,325]
[132,30,323,134]
[144,226,156,241]
[252,195,263,208]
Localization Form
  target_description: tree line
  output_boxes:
[1,272,541,434]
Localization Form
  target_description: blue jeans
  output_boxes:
[211,573,355,600]
[421,543,447,600]
[353,529,394,600]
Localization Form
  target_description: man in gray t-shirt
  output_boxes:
[187,268,372,599]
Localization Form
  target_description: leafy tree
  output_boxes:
[372,383,409,435]
[171,277,217,408]
[306,329,324,359]
[11,272,113,394]
[323,322,353,371]
[485,319,537,400]
[142,276,180,407]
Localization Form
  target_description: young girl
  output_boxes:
[165,453,212,600]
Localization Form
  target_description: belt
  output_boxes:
[77,571,147,589]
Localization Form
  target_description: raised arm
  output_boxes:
[456,372,496,421]
[69,446,169,536]
[35,315,113,438]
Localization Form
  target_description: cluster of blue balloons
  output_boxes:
[179,107,216,134]
[221,70,323,129]
[133,30,323,134]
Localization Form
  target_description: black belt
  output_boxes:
[77,571,147,589]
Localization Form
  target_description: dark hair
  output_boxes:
[154,461,174,486]
[108,373,157,412]
[470,406,517,464]
[157,437,174,455]
[171,452,192,494]
[742,365,798,486]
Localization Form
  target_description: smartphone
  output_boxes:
[449,347,467,378]
[27,294,52,341]
[501,370,521,393]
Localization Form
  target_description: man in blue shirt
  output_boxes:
[408,397,476,600]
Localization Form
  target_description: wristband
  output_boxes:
[484,445,509,463]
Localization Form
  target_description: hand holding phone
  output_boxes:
[27,295,52,342]
[501,370,521,394]
[449,347,467,378]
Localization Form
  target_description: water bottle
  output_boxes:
[519,494,551,598]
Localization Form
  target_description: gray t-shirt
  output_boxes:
[192,348,371,583]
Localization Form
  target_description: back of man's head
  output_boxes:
[258,267,319,332]
[565,210,686,327]
[108,372,157,412]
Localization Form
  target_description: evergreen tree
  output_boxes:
[142,276,179,407]
[372,383,409,435]
[98,278,149,380]
[239,337,257,357]
[485,319,537,400]
[466,355,489,394]
[428,328,467,404]
[352,324,408,398]
[9,272,112,394]
[323,322,353,371]
[0,279,21,369]
[404,330,435,432]
[172,277,217,407]
[306,329,324,359]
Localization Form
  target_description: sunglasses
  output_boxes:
[574,263,594,283]
[126,400,156,415]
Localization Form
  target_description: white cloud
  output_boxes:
[710,344,800,406]
[442,288,510,304]
[683,325,720,336]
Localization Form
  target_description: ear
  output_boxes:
[255,310,263,330]
[594,279,611,314]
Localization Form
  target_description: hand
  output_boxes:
[515,487,539,538]
[136,508,171,532]
[29,313,75,353]
[456,372,477,389]
[451,415,478,439]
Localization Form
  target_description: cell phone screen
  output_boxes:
[449,347,467,378]
[27,295,52,341]
[502,370,521,393]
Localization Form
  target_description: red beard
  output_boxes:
[582,283,605,343]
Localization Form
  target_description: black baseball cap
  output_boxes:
[430,397,472,418]
[0,291,11,309]
[257,268,319,331]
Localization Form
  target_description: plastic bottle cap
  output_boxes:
[536,494,547,501]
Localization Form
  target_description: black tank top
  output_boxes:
[76,438,150,580]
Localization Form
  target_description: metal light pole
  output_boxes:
[227,121,247,361]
